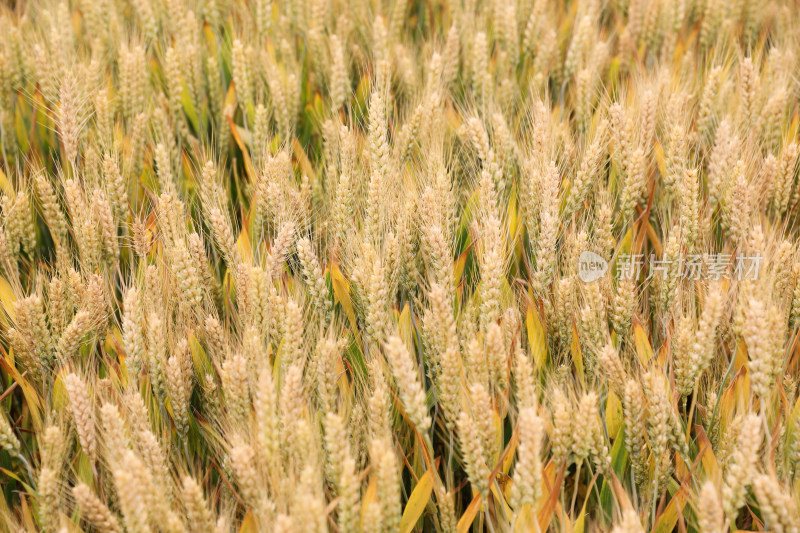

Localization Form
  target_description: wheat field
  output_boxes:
[0,0,799,531]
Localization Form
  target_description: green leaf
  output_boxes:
[599,425,628,525]
[181,84,199,131]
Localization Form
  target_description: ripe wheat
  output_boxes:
[0,0,799,531]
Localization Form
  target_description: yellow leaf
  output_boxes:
[633,321,653,365]
[733,338,748,372]
[227,117,256,181]
[718,376,739,429]
[104,328,123,359]
[0,468,23,484]
[651,485,688,533]
[607,471,635,514]
[490,482,513,526]
[0,354,42,432]
[456,494,481,533]
[399,468,434,533]
[189,335,214,378]
[560,511,573,533]
[203,22,218,50]
[223,81,237,119]
[58,514,85,533]
[180,83,199,131]
[361,477,378,524]
[606,390,623,437]
[537,461,563,532]
[18,494,36,533]
[619,227,633,255]
[330,263,361,347]
[238,510,258,533]
[607,57,621,89]
[492,409,504,464]
[502,429,519,475]
[353,73,371,116]
[398,303,414,351]
[15,106,29,155]
[0,276,16,326]
[571,323,584,386]
[333,344,349,398]
[695,426,719,480]
[498,472,513,501]
[644,218,663,258]
[790,109,799,139]
[292,137,316,182]
[653,140,666,176]
[655,342,669,367]
[513,504,535,532]
[573,508,585,533]
[525,304,548,370]
[573,484,591,533]
[0,168,13,195]
[453,248,469,287]
[507,190,520,240]
[236,224,253,263]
